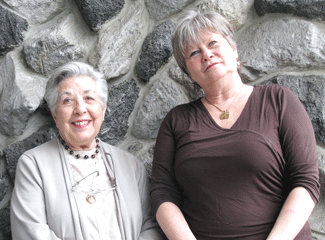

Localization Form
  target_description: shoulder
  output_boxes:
[16,139,59,179]
[255,83,293,95]
[100,141,135,158]
[254,84,299,105]
[22,138,58,159]
[100,141,144,169]
[163,99,202,122]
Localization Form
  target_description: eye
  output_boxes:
[190,50,200,58]
[209,41,218,47]
[85,95,95,101]
[63,98,72,104]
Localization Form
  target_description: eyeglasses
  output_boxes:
[71,152,117,196]
[71,170,99,192]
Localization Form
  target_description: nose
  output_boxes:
[74,100,87,115]
[201,49,213,62]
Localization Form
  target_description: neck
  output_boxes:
[204,75,243,104]
[59,135,97,151]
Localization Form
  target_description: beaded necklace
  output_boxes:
[58,135,100,159]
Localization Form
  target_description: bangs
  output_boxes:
[179,17,217,58]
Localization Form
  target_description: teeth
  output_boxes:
[74,121,89,126]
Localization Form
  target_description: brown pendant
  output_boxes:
[220,110,230,120]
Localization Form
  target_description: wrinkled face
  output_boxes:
[185,31,238,88]
[52,76,106,150]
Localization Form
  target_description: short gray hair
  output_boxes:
[44,62,108,115]
[172,9,236,75]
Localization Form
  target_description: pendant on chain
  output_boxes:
[86,194,96,204]
[220,110,230,120]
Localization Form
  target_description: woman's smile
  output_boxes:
[72,120,91,128]
[52,76,106,151]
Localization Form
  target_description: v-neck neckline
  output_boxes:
[199,86,256,130]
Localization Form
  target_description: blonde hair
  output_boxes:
[172,9,236,75]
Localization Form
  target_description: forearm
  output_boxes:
[267,187,316,240]
[156,202,196,240]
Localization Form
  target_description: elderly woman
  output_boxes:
[150,9,320,240]
[11,62,165,240]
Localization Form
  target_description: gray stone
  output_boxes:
[127,141,144,156]
[74,0,124,31]
[3,0,65,25]
[0,203,11,235]
[145,0,195,21]
[0,153,10,203]
[168,60,205,100]
[316,147,325,198]
[0,52,48,136]
[24,12,92,74]
[138,143,155,177]
[262,75,325,145]
[0,231,12,240]
[4,124,58,183]
[99,79,139,145]
[89,2,145,80]
[255,0,325,21]
[197,0,254,30]
[136,20,175,83]
[133,77,188,139]
[237,19,325,82]
[0,6,28,55]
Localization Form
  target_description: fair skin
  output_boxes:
[185,30,253,129]
[51,76,106,151]
[156,30,315,239]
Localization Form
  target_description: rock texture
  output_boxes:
[136,20,175,83]
[0,6,28,55]
[255,0,325,20]
[99,79,139,145]
[0,204,11,236]
[89,2,145,80]
[0,154,10,203]
[197,0,254,30]
[145,0,195,21]
[24,12,93,75]
[1,0,325,239]
[74,0,124,31]
[133,77,188,139]
[262,75,325,144]
[3,0,65,25]
[238,19,325,82]
[0,52,47,136]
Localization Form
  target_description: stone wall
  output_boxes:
[0,0,324,239]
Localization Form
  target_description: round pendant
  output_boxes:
[86,195,96,204]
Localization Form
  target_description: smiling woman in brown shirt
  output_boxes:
[150,9,320,240]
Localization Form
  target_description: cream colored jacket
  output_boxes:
[11,138,165,240]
